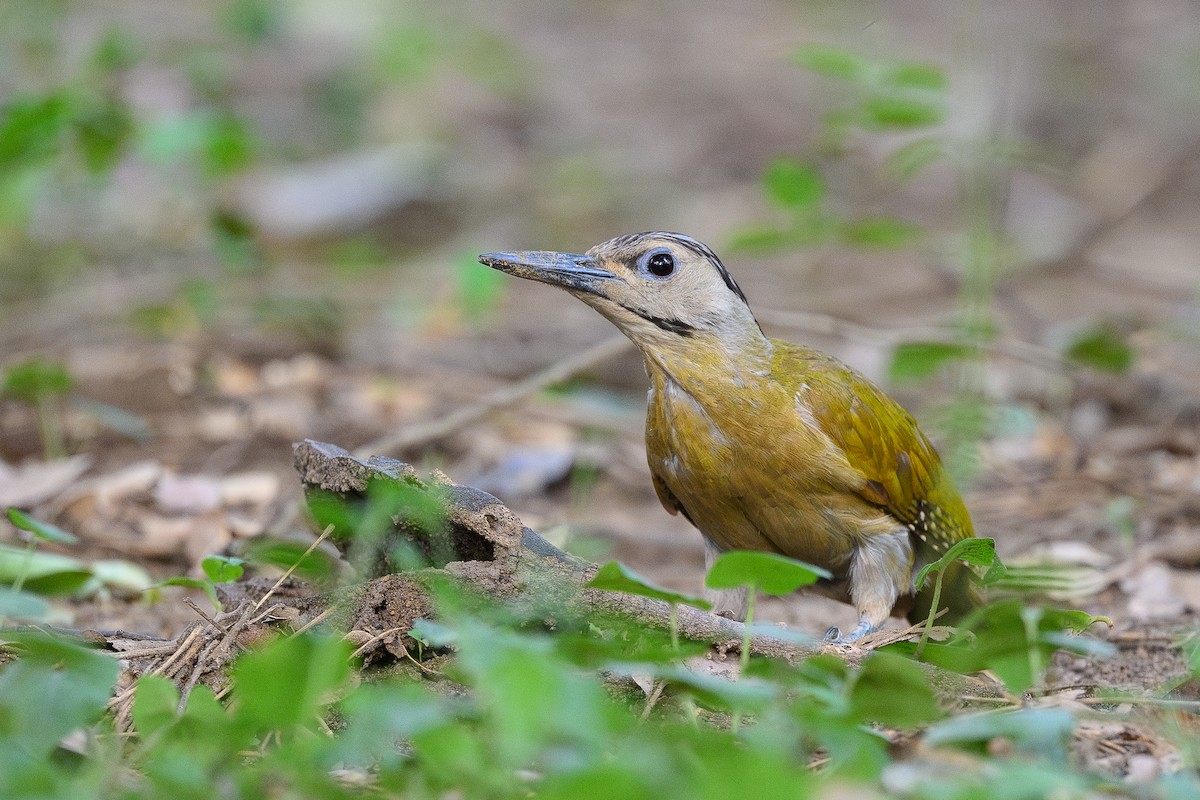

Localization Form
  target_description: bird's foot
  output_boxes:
[822,619,877,644]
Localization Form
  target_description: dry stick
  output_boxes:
[184,598,230,634]
[248,603,290,627]
[353,334,634,457]
[148,625,203,679]
[754,308,1064,371]
[354,315,1064,462]
[179,637,226,711]
[290,606,335,638]
[356,310,1069,462]
[640,681,667,722]
[109,643,185,660]
[253,524,335,613]
[1077,696,1200,711]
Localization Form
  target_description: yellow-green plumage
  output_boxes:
[480,231,977,640]
[644,339,973,629]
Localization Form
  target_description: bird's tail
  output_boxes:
[907,560,979,627]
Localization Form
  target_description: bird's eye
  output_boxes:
[640,248,676,278]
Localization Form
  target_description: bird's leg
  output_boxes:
[702,536,747,620]
[836,526,914,643]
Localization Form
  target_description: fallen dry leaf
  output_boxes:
[0,454,93,507]
[154,472,223,514]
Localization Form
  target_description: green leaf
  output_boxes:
[0,94,74,170]
[586,560,712,609]
[726,225,798,254]
[850,651,941,728]
[791,44,864,81]
[0,544,92,595]
[73,96,133,174]
[840,216,923,248]
[6,507,79,544]
[91,28,143,73]
[655,664,777,711]
[0,587,52,620]
[885,61,948,91]
[863,95,943,129]
[459,250,506,318]
[924,707,1076,758]
[334,684,454,768]
[375,24,439,84]
[242,537,337,583]
[1065,324,1134,373]
[0,631,120,760]
[201,554,245,584]
[89,559,153,592]
[915,537,1001,590]
[920,600,1114,692]
[232,633,353,731]
[888,340,973,383]
[450,620,622,768]
[211,209,259,271]
[222,0,283,43]
[131,674,182,737]
[1,358,73,404]
[706,551,830,595]
[159,576,219,609]
[202,112,256,176]
[763,158,825,209]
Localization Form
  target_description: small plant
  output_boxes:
[911,536,1004,655]
[2,358,74,458]
[706,550,830,672]
[1,507,149,624]
[158,554,246,610]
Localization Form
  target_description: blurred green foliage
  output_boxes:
[2,507,149,622]
[0,570,1185,799]
[0,482,1195,798]
[1066,324,1136,373]
[740,42,1138,484]
[2,358,73,457]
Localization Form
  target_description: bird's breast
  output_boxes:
[645,371,868,574]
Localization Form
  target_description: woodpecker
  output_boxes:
[480,232,976,640]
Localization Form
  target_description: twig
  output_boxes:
[184,598,229,634]
[253,524,334,612]
[353,334,633,457]
[1077,696,1200,711]
[108,642,184,660]
[640,681,667,721]
[290,606,335,638]
[148,625,203,679]
[347,626,437,674]
[248,603,290,627]
[754,307,1063,370]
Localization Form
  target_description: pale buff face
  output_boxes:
[575,232,762,346]
[479,232,765,357]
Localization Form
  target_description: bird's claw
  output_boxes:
[823,620,875,645]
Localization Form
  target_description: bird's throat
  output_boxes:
[639,329,774,409]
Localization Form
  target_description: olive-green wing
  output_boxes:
[778,343,973,559]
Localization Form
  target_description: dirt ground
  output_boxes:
[2,0,1199,782]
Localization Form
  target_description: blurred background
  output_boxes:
[2,0,1199,634]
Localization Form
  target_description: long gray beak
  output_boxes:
[478,250,621,295]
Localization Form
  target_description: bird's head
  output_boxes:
[479,232,762,351]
